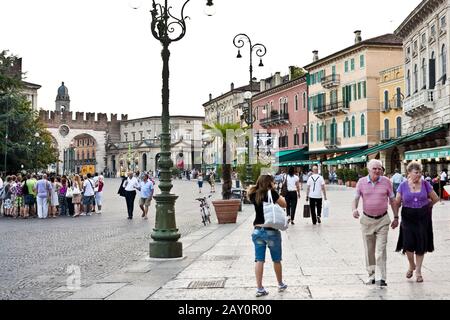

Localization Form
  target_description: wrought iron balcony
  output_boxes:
[313,101,349,119]
[260,112,290,128]
[378,128,401,142]
[380,99,403,112]
[324,137,341,149]
[404,90,435,117]
[321,74,340,89]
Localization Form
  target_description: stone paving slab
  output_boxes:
[150,286,311,300]
[66,283,127,299]
[106,285,159,300]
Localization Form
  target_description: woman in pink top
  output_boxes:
[395,161,439,283]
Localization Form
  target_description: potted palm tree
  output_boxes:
[203,123,241,224]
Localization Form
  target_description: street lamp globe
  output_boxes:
[244,91,253,100]
[204,0,216,16]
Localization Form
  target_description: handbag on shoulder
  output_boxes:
[262,190,289,231]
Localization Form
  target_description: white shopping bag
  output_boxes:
[322,200,329,218]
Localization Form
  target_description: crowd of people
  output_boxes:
[0,172,104,219]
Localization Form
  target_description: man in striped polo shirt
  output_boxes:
[352,159,399,287]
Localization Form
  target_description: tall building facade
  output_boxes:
[107,116,204,175]
[395,0,450,174]
[377,65,405,173]
[252,69,310,167]
[305,31,403,164]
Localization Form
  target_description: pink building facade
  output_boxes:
[253,74,309,155]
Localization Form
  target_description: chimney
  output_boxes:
[209,93,212,101]
[312,50,319,62]
[354,30,362,44]
[230,82,234,91]
[260,79,266,92]
[274,72,282,86]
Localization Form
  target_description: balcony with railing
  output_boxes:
[380,99,403,112]
[321,74,340,89]
[260,112,290,128]
[324,137,341,149]
[313,101,349,119]
[404,89,435,117]
[378,128,401,142]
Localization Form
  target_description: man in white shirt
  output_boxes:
[306,166,327,225]
[123,171,140,219]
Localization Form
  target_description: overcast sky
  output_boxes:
[1,0,419,120]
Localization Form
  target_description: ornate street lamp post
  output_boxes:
[233,33,267,186]
[136,0,215,258]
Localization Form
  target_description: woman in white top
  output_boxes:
[49,177,60,218]
[284,167,301,225]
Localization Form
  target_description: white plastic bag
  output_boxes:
[262,191,289,231]
[322,200,329,218]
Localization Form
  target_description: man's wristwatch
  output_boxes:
[394,216,399,220]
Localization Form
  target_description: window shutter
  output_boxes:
[358,82,362,99]
[362,81,367,98]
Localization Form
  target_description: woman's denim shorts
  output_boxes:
[251,227,282,263]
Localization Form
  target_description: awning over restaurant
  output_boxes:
[323,125,446,165]
[272,160,321,167]
[405,146,450,161]
[277,148,309,163]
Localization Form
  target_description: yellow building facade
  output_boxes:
[378,65,405,173]
[305,32,403,166]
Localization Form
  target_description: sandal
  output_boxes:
[416,275,423,283]
[406,269,414,279]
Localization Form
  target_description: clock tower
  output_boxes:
[55,81,70,112]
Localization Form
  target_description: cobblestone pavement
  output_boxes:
[0,178,221,299]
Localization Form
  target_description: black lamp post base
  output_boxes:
[150,241,182,259]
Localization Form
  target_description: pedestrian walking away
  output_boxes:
[123,171,139,219]
[248,175,288,298]
[197,171,204,194]
[395,161,439,283]
[33,174,52,219]
[391,169,403,197]
[352,159,399,287]
[284,166,301,225]
[306,165,327,225]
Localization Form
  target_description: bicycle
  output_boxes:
[196,194,212,226]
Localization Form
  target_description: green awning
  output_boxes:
[401,125,445,143]
[405,146,450,160]
[323,125,446,165]
[275,149,299,158]
[306,146,365,155]
[277,148,308,163]
[273,160,321,167]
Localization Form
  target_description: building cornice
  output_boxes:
[395,0,446,39]
[252,76,307,102]
[304,35,403,71]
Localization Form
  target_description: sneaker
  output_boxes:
[86,212,92,216]
[376,280,387,287]
[255,288,269,297]
[365,275,375,285]
[278,283,288,292]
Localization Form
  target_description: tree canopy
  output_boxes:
[1,50,58,174]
